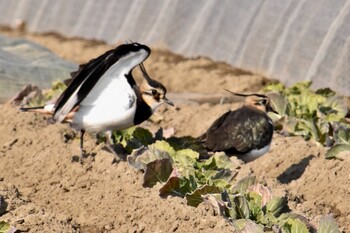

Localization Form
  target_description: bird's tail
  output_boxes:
[20,104,54,115]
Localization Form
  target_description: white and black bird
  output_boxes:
[21,42,173,160]
[198,90,276,162]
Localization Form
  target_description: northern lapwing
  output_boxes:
[20,42,173,161]
[198,90,276,162]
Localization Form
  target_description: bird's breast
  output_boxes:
[240,143,271,162]
[71,79,138,133]
[71,99,137,133]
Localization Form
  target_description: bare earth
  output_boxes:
[0,29,349,232]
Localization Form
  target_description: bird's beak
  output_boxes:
[267,104,278,114]
[164,97,174,106]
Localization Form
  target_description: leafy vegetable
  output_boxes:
[127,144,172,170]
[318,215,340,233]
[239,221,265,233]
[280,218,309,233]
[231,176,256,194]
[186,185,221,207]
[0,221,15,233]
[325,144,350,159]
[28,80,67,106]
[263,81,350,158]
[143,158,173,188]
[159,176,193,198]
[265,196,288,217]
[112,127,155,153]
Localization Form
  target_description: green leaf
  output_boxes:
[248,183,272,207]
[0,221,15,233]
[295,118,328,144]
[231,176,256,194]
[318,215,340,233]
[159,174,197,198]
[325,144,350,159]
[266,196,288,217]
[262,82,285,93]
[268,93,290,116]
[282,117,299,134]
[202,194,229,217]
[246,192,264,222]
[168,149,201,179]
[200,152,237,170]
[322,96,348,122]
[113,127,155,153]
[159,176,185,198]
[209,169,236,187]
[232,219,249,230]
[333,124,350,145]
[285,81,312,95]
[186,185,221,207]
[287,93,322,119]
[233,195,250,219]
[131,127,155,146]
[315,87,336,97]
[152,140,176,156]
[281,218,309,233]
[291,220,310,233]
[208,178,231,189]
[261,81,350,150]
[171,149,199,167]
[127,146,172,170]
[233,219,264,232]
[143,159,173,188]
[241,221,265,233]
[28,80,67,107]
[278,213,311,225]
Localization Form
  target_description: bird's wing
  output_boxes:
[198,111,231,142]
[53,43,150,122]
[229,114,273,153]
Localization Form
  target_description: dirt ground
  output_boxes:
[0,29,349,232]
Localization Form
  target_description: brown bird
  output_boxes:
[198,90,276,162]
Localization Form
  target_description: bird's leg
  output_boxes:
[105,131,124,163]
[80,129,86,162]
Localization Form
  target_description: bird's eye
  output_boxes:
[151,90,158,96]
[260,99,267,105]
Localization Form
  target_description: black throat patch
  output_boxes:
[133,86,153,125]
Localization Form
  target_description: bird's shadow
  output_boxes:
[277,155,315,184]
[103,144,127,161]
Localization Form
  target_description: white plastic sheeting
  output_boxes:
[0,0,349,95]
[0,35,76,102]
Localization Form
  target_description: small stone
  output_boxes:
[172,222,179,232]
[208,220,216,228]
[104,223,114,230]
[183,215,190,221]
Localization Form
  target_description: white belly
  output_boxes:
[241,143,271,162]
[71,100,137,133]
[71,70,138,133]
